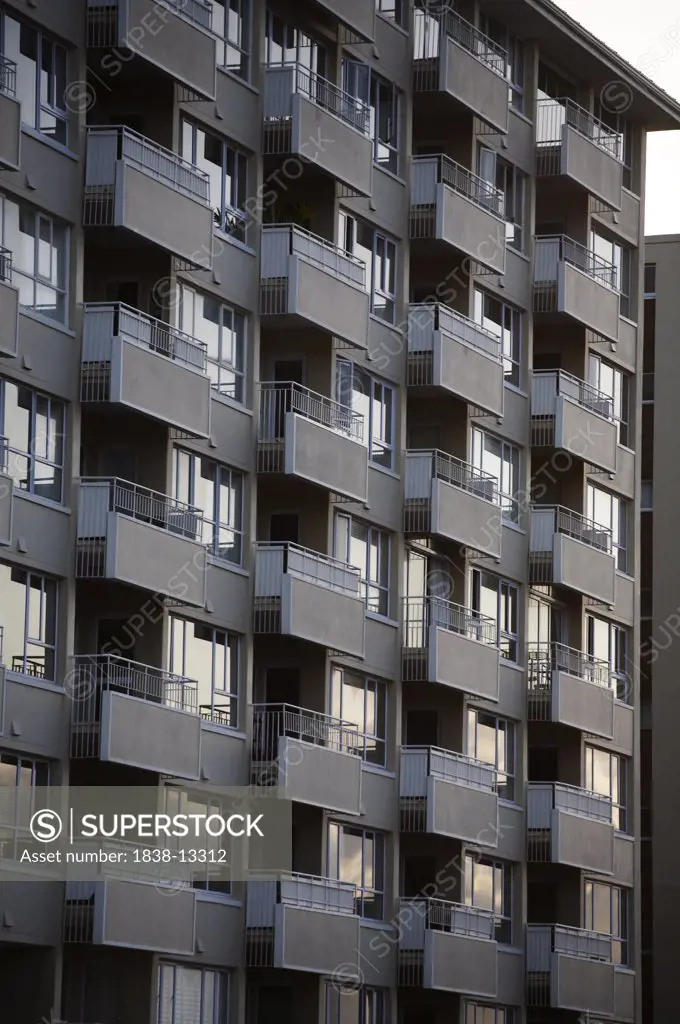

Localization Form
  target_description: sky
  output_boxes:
[552,0,680,235]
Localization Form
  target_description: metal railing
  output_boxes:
[398,897,496,950]
[534,235,618,291]
[161,0,213,30]
[527,924,613,971]
[258,382,363,444]
[254,542,362,600]
[405,449,498,504]
[407,302,502,364]
[411,154,505,218]
[530,505,612,554]
[536,97,623,161]
[0,246,12,284]
[531,370,615,421]
[260,223,366,288]
[400,746,496,796]
[78,477,203,540]
[0,55,16,98]
[413,6,507,78]
[528,782,613,829]
[402,596,497,649]
[527,642,611,693]
[246,872,357,928]
[264,63,371,136]
[85,126,210,204]
[251,703,361,770]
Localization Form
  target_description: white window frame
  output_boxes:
[212,0,250,81]
[333,511,390,616]
[0,378,65,503]
[335,357,395,469]
[157,963,229,1024]
[338,211,398,324]
[0,193,69,324]
[586,482,628,573]
[584,744,628,832]
[167,615,240,728]
[586,613,630,702]
[472,288,522,387]
[464,854,513,944]
[466,708,515,800]
[471,426,520,523]
[327,822,385,920]
[0,564,58,681]
[330,666,388,767]
[172,447,243,566]
[471,569,519,663]
[176,283,246,403]
[180,119,250,242]
[588,353,630,447]
[1,13,68,144]
[584,880,628,965]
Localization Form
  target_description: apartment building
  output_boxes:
[0,0,676,1022]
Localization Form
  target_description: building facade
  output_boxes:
[0,0,676,1022]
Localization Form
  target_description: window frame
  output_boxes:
[375,0,405,28]
[466,708,515,801]
[176,283,246,403]
[330,666,387,768]
[584,744,628,833]
[471,569,519,663]
[0,751,50,858]
[477,146,525,252]
[171,447,244,566]
[264,10,327,76]
[586,613,630,702]
[326,982,387,1024]
[338,211,398,324]
[212,0,250,81]
[464,853,513,944]
[342,59,401,174]
[327,821,385,920]
[0,564,58,681]
[163,788,233,896]
[0,192,69,324]
[588,353,630,447]
[333,511,390,616]
[583,880,628,965]
[167,615,240,729]
[335,357,395,469]
[471,426,520,523]
[157,962,230,1024]
[0,378,65,503]
[473,288,522,387]
[586,482,628,573]
[180,119,250,243]
[465,1004,515,1024]
[1,13,68,145]
[479,13,525,112]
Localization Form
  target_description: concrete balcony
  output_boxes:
[400,746,498,845]
[534,235,620,342]
[84,126,213,266]
[402,596,500,701]
[531,370,618,473]
[528,782,614,875]
[413,8,509,133]
[257,382,368,502]
[81,303,211,438]
[398,897,497,996]
[411,156,506,274]
[0,248,19,358]
[246,873,360,974]
[87,0,217,99]
[404,449,500,559]
[529,505,616,606]
[536,98,624,210]
[254,542,365,658]
[311,0,374,41]
[527,924,633,1019]
[65,878,196,954]
[260,224,369,349]
[264,65,373,196]
[0,439,12,546]
[251,703,362,816]
[69,654,204,778]
[0,58,20,170]
[527,643,614,740]
[407,302,504,416]
[76,477,208,607]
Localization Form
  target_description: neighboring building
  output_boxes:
[0,1,676,1022]
[640,237,680,1024]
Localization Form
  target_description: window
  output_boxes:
[471,570,519,662]
[641,480,653,511]
[172,449,243,565]
[537,61,576,102]
[465,1005,515,1024]
[585,745,628,832]
[644,263,656,297]
[335,358,394,468]
[586,614,629,702]
[0,379,64,502]
[265,10,326,76]
[477,148,525,252]
[212,0,249,79]
[334,512,390,615]
[594,101,634,191]
[326,984,386,1024]
[375,0,404,27]
[163,788,232,895]
[342,61,400,173]
[586,483,628,573]
[0,564,57,680]
[338,212,397,323]
[584,881,628,965]
[1,14,67,143]
[465,855,512,944]
[167,616,240,728]
[327,822,385,919]
[331,667,387,767]
[181,120,249,242]
[467,710,515,800]
[157,963,229,1024]
[471,427,520,523]
[588,354,630,447]
[0,193,68,322]
[473,289,521,386]
[479,15,524,111]
[176,284,246,401]
[591,229,632,317]
[0,752,50,858]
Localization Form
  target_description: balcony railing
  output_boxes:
[247,872,357,928]
[405,449,498,505]
[402,596,497,649]
[0,246,12,283]
[160,0,213,30]
[0,55,16,98]
[398,897,496,950]
[255,542,362,600]
[70,654,198,712]
[413,5,507,78]
[528,782,613,829]
[531,370,616,422]
[528,642,611,691]
[261,223,366,288]
[86,126,210,203]
[251,703,361,771]
[530,505,612,555]
[411,154,505,218]
[408,302,502,363]
[527,924,613,971]
[264,63,371,136]
[258,381,364,444]
[534,235,618,291]
[536,97,623,161]
[400,746,496,796]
